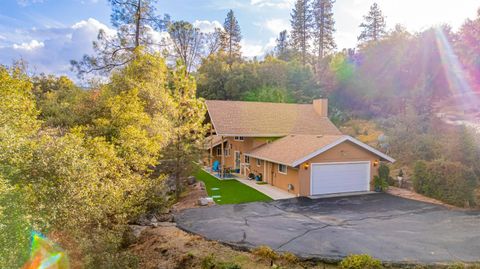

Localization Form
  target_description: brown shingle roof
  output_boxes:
[245,134,345,166]
[245,134,395,166]
[205,100,341,136]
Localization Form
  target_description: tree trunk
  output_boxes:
[134,0,141,48]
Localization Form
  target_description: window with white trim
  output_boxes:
[256,159,263,166]
[216,147,222,156]
[234,136,244,141]
[244,155,250,164]
[224,148,230,156]
[278,164,287,174]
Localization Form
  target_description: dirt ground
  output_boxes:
[130,224,340,269]
[129,182,338,269]
[386,186,462,210]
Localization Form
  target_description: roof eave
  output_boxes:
[290,136,395,167]
[243,153,294,167]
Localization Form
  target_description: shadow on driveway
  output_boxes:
[175,193,480,265]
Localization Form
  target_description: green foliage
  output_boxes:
[0,65,39,137]
[373,176,388,192]
[197,55,321,103]
[384,107,442,165]
[0,51,207,268]
[161,64,208,197]
[201,254,241,269]
[242,86,294,103]
[32,74,92,128]
[413,160,477,207]
[447,263,466,269]
[0,66,38,268]
[280,252,298,264]
[290,0,313,66]
[221,10,242,65]
[358,3,386,43]
[339,254,383,269]
[0,176,30,269]
[252,245,278,262]
[312,0,336,58]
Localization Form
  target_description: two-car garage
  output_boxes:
[310,162,371,196]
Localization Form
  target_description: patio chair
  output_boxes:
[212,160,220,172]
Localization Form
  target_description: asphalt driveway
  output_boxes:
[175,193,480,264]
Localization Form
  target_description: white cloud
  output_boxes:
[13,40,44,51]
[265,18,290,34]
[193,20,223,33]
[241,37,276,58]
[250,0,294,9]
[72,18,116,36]
[0,18,112,78]
[17,0,44,7]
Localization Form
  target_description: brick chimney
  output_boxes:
[313,99,328,117]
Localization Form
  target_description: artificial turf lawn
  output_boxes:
[194,169,273,204]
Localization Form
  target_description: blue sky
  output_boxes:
[0,0,479,78]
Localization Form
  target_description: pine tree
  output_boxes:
[221,9,242,67]
[291,0,313,66]
[312,0,336,60]
[358,2,386,43]
[71,0,170,76]
[168,21,204,74]
[274,30,290,61]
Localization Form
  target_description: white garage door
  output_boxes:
[311,162,370,195]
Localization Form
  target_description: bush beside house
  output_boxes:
[413,160,478,207]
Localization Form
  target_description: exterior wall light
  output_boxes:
[303,163,309,170]
[373,160,379,167]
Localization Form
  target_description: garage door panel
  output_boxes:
[311,162,370,195]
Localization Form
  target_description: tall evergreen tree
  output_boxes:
[291,0,313,66]
[71,0,170,76]
[168,21,204,74]
[312,0,336,60]
[358,2,386,43]
[221,9,242,67]
[274,30,290,61]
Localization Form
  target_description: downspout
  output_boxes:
[221,136,225,179]
[209,126,213,168]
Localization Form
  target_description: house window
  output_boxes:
[244,155,250,164]
[278,164,287,174]
[224,148,230,156]
[256,159,263,167]
[234,136,244,141]
[216,147,222,156]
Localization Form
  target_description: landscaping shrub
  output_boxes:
[252,245,278,261]
[281,252,298,264]
[378,163,393,186]
[413,160,478,207]
[373,163,392,191]
[252,245,278,266]
[339,254,382,269]
[201,254,216,269]
[200,254,241,269]
[447,263,466,269]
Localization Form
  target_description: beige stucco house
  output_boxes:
[204,99,395,197]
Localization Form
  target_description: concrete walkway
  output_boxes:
[236,178,296,200]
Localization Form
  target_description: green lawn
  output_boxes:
[194,169,273,205]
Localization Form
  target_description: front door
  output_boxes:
[234,151,241,171]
